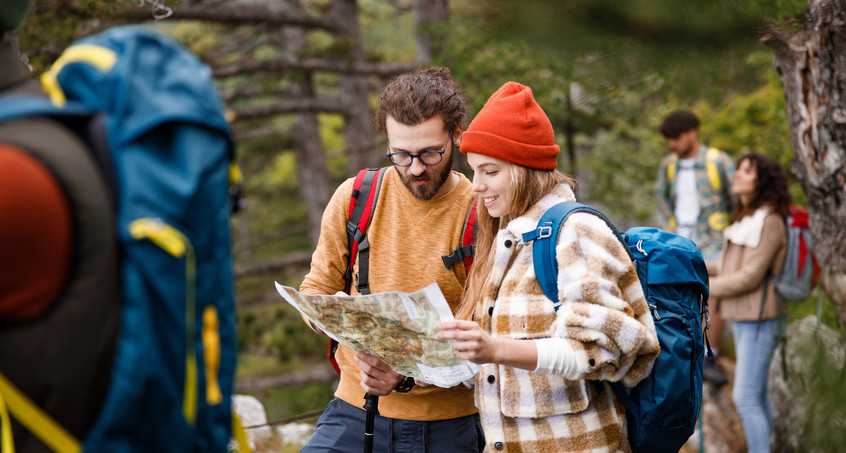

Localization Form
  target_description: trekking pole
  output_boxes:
[363,393,379,453]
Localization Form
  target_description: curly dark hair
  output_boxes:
[659,110,700,139]
[733,152,792,220]
[374,66,468,135]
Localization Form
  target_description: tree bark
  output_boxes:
[414,0,449,63]
[334,0,380,175]
[763,0,846,330]
[114,0,338,30]
[285,1,332,245]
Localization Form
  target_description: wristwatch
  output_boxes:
[393,376,416,393]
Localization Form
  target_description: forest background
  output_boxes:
[11,0,846,449]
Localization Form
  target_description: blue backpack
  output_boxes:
[523,201,709,453]
[0,26,238,452]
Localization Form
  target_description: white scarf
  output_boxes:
[722,207,769,248]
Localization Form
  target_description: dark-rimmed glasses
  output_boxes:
[386,136,452,167]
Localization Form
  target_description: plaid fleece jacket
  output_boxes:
[473,184,659,453]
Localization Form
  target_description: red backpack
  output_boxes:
[772,205,821,302]
[327,167,477,373]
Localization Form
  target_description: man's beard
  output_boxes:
[400,151,454,200]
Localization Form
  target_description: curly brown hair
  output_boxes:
[733,152,792,220]
[374,67,468,135]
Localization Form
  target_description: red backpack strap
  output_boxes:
[345,167,387,295]
[441,195,478,274]
[329,167,386,374]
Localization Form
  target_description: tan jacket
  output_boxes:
[708,211,787,321]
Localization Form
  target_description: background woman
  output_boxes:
[707,152,790,453]
[438,81,659,452]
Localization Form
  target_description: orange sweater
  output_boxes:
[300,166,477,420]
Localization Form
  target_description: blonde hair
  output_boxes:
[455,166,574,321]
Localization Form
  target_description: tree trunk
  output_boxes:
[285,1,332,245]
[333,0,379,175]
[414,0,449,63]
[763,0,846,331]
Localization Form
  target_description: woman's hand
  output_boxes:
[439,320,540,371]
[438,319,500,364]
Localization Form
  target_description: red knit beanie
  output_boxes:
[461,81,560,170]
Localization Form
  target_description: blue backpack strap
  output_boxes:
[522,201,631,308]
[0,94,94,123]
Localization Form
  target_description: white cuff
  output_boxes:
[533,337,578,378]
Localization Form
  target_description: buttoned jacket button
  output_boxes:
[589,358,596,367]
[487,375,495,384]
[494,441,504,450]
[504,239,513,248]
[488,307,494,316]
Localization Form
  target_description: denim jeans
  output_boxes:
[300,397,484,453]
[732,319,779,453]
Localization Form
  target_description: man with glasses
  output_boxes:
[299,67,483,452]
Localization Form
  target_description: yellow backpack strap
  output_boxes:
[1,382,14,453]
[40,44,117,107]
[232,412,252,453]
[128,219,198,425]
[706,147,722,192]
[0,372,81,453]
[666,154,678,184]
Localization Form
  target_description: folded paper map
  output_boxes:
[274,282,479,388]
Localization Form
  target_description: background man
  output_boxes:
[0,1,119,450]
[298,67,483,452]
[655,109,735,385]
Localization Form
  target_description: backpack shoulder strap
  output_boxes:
[0,371,81,453]
[0,94,62,123]
[441,196,478,274]
[705,147,722,192]
[522,201,629,308]
[329,167,386,375]
[344,167,387,295]
[666,154,678,184]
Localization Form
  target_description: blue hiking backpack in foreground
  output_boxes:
[523,201,709,453]
[0,26,238,452]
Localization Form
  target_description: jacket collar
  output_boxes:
[505,183,577,239]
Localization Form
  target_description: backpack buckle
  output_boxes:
[537,226,553,239]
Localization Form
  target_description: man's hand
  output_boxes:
[354,351,404,396]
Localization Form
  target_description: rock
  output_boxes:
[232,394,272,451]
[276,422,314,447]
[769,315,845,453]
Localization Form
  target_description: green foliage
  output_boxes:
[244,382,334,425]
[238,305,326,363]
[578,111,668,224]
[787,289,841,330]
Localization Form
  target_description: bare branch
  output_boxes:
[235,365,338,392]
[232,96,349,120]
[113,0,339,31]
[234,251,314,278]
[214,57,420,78]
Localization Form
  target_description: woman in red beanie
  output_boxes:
[439,82,659,452]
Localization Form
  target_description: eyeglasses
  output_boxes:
[386,136,452,167]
